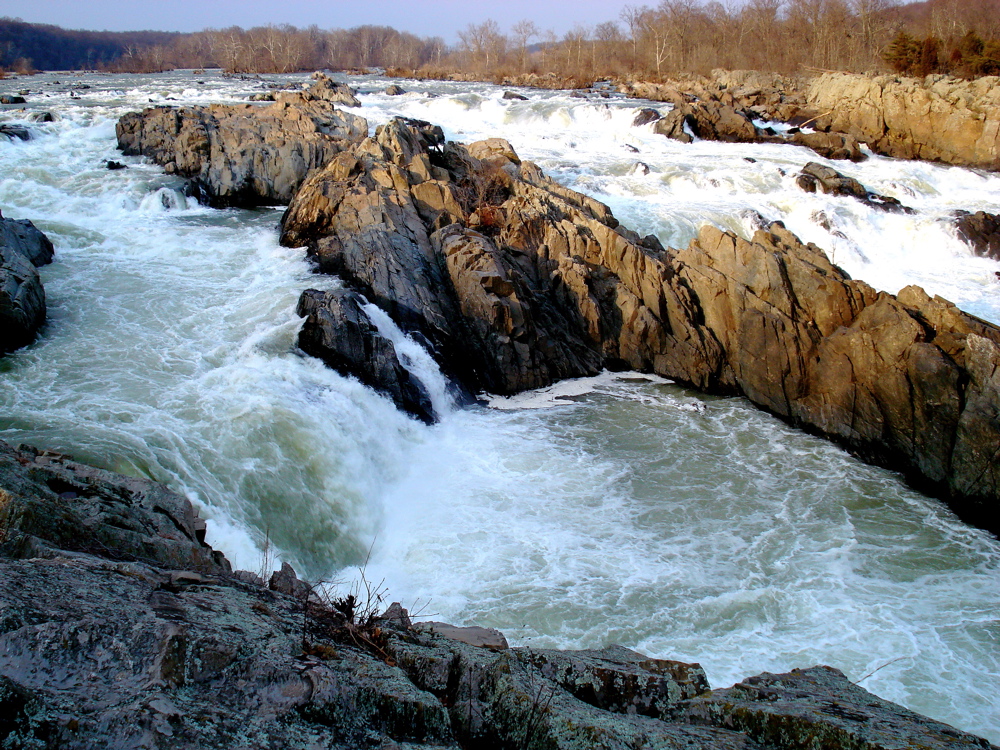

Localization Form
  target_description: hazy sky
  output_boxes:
[0,0,645,42]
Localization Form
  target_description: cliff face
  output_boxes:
[1,439,995,750]
[807,72,1000,170]
[281,117,1000,533]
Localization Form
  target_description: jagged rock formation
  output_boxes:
[297,288,436,423]
[115,74,367,207]
[1,211,54,354]
[956,210,1000,261]
[1,438,994,749]
[806,72,1000,170]
[280,117,1000,532]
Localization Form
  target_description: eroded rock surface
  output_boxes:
[1,211,54,354]
[115,74,367,207]
[956,210,1000,261]
[2,441,994,748]
[281,117,1000,531]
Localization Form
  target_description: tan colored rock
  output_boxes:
[807,72,1000,170]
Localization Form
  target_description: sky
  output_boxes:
[0,0,647,42]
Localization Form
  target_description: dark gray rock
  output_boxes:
[795,161,912,212]
[502,90,528,101]
[632,107,662,126]
[297,288,436,423]
[0,95,26,104]
[0,124,30,141]
[955,210,1000,261]
[1,211,54,354]
[385,84,406,96]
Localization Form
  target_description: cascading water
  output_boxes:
[1,69,999,742]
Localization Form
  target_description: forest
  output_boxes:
[1,0,998,80]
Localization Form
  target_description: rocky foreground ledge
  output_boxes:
[1,439,995,749]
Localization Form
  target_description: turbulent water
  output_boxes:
[2,70,999,741]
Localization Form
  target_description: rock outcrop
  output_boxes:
[806,72,1000,170]
[1,211,54,354]
[280,117,1000,532]
[297,288,436,423]
[1,438,994,749]
[955,210,1000,261]
[115,74,367,207]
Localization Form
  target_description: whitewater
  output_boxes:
[1,70,998,742]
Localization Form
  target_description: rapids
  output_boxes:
[1,69,999,741]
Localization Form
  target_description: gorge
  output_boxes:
[2,68,1000,745]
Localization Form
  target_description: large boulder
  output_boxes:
[280,117,1000,533]
[297,288,436,423]
[1,211,54,354]
[795,161,911,212]
[115,76,368,208]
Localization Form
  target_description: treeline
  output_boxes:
[0,17,179,72]
[2,0,1000,80]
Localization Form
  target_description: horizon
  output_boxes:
[0,0,653,43]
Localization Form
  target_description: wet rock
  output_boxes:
[116,75,368,208]
[789,130,865,161]
[296,288,436,423]
[632,107,662,126]
[0,124,30,141]
[385,84,406,96]
[654,101,760,144]
[28,111,55,123]
[1,211,54,354]
[105,160,127,170]
[795,161,912,212]
[955,210,1000,261]
[305,71,361,107]
[502,90,528,101]
[0,95,26,104]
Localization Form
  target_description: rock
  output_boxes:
[807,72,1000,170]
[306,71,361,107]
[0,124,30,141]
[385,84,406,96]
[116,81,368,207]
[502,90,528,101]
[681,665,993,750]
[795,161,912,212]
[28,111,55,123]
[420,622,508,649]
[789,130,865,161]
[0,95,26,104]
[296,287,436,423]
[633,107,662,126]
[280,117,1000,533]
[1,211,54,354]
[1,439,995,749]
[105,160,127,170]
[654,101,761,144]
[955,210,1000,261]
[247,91,275,101]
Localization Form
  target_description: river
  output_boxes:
[1,69,998,741]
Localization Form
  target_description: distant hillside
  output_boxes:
[0,17,180,71]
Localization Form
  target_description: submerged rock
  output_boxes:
[115,74,367,207]
[1,438,994,748]
[1,211,54,354]
[280,117,1000,533]
[297,288,436,423]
